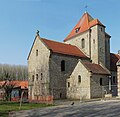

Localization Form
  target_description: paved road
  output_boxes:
[10,100,120,117]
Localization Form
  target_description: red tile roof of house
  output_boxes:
[110,53,120,71]
[42,38,88,58]
[83,61,110,75]
[0,81,28,89]
[64,12,105,42]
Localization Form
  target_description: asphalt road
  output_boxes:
[10,100,120,117]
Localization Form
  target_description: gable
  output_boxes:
[27,36,49,60]
[64,12,105,42]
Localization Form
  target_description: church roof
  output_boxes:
[83,61,110,75]
[110,53,120,71]
[42,38,88,58]
[64,12,105,42]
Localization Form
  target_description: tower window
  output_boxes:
[68,82,70,87]
[93,39,95,44]
[78,75,81,83]
[100,78,102,86]
[36,49,38,56]
[61,60,65,71]
[32,75,34,81]
[81,38,85,49]
[36,74,38,80]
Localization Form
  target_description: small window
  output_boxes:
[41,73,43,80]
[93,39,95,44]
[61,60,65,71]
[101,27,102,31]
[81,38,85,49]
[100,78,102,86]
[32,75,34,81]
[36,49,38,56]
[78,75,81,83]
[68,82,70,88]
[36,74,38,80]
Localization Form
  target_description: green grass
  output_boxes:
[0,101,53,117]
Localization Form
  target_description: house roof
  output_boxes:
[64,12,105,42]
[0,81,28,89]
[42,38,88,58]
[82,61,110,75]
[110,53,120,71]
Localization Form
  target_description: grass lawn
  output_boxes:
[0,101,53,117]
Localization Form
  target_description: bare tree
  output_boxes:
[0,64,28,101]
[0,64,28,81]
[3,80,16,101]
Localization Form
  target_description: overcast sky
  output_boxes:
[0,0,120,65]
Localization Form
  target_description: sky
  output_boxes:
[0,0,120,65]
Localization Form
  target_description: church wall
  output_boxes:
[49,54,79,99]
[66,60,91,99]
[28,37,50,100]
[65,31,90,57]
[105,36,110,69]
[90,25,99,64]
[98,25,106,66]
[90,74,109,98]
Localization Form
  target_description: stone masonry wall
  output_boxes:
[105,36,110,69]
[28,36,50,100]
[49,53,79,99]
[90,25,99,64]
[67,60,91,99]
[90,74,109,98]
[98,25,106,66]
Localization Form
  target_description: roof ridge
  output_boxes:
[42,38,78,47]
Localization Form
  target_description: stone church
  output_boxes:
[28,12,120,101]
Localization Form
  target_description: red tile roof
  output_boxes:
[0,81,28,89]
[64,12,105,42]
[42,38,88,58]
[110,53,120,71]
[83,61,110,75]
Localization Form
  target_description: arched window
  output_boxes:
[78,75,81,83]
[100,78,102,86]
[36,74,38,80]
[61,60,65,71]
[68,82,70,88]
[41,73,43,80]
[81,38,85,49]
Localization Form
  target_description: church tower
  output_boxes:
[64,12,111,69]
